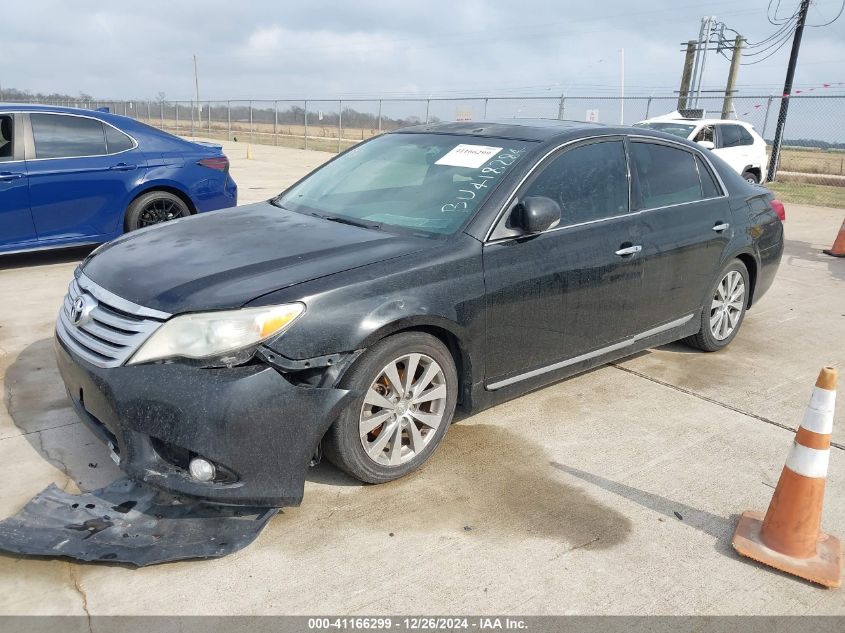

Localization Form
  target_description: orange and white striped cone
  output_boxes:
[823,217,845,258]
[732,366,841,587]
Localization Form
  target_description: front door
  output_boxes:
[0,113,37,248]
[482,138,643,386]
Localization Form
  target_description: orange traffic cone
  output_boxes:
[824,218,845,258]
[732,366,841,587]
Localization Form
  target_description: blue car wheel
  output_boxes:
[125,191,191,232]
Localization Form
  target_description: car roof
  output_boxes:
[0,103,130,126]
[396,119,614,142]
[640,116,753,127]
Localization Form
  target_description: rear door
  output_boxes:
[0,113,37,248]
[628,138,732,331]
[714,123,754,174]
[25,112,143,242]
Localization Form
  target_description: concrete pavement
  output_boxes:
[0,139,843,615]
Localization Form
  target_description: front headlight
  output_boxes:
[127,303,305,365]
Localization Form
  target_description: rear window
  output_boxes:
[105,125,134,154]
[31,113,107,158]
[0,115,13,162]
[631,142,702,210]
[719,124,754,148]
[633,122,696,139]
[696,156,722,198]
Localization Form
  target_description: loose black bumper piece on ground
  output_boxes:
[0,478,277,566]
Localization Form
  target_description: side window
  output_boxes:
[693,125,714,143]
[521,140,628,226]
[105,125,134,154]
[631,142,702,210]
[737,127,755,146]
[717,125,744,148]
[696,156,722,198]
[0,115,13,162]
[31,113,107,159]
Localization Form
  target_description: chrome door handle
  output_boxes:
[712,222,730,232]
[0,172,24,181]
[615,245,642,256]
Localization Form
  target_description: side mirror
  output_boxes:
[515,196,561,234]
[697,140,715,150]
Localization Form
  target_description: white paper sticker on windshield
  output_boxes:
[435,144,503,168]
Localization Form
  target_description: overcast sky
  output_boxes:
[1,0,843,102]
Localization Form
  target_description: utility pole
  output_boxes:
[193,54,200,134]
[694,16,715,107]
[619,48,625,124]
[678,40,696,111]
[721,36,745,119]
[767,0,810,182]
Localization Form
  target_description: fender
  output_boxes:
[256,236,488,402]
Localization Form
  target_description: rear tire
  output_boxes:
[125,191,191,232]
[742,170,759,184]
[684,260,750,352]
[323,332,458,484]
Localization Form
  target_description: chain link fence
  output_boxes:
[15,94,845,208]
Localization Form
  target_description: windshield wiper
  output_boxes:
[321,215,383,231]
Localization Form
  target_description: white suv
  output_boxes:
[634,113,769,184]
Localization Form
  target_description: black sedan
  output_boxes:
[54,120,784,507]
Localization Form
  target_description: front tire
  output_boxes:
[323,332,458,484]
[684,260,750,352]
[125,191,191,232]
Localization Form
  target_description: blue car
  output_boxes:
[0,104,237,254]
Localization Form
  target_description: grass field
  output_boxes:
[777,147,845,176]
[768,181,845,209]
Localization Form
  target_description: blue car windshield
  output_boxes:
[275,133,535,236]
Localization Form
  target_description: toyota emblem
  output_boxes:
[70,294,96,326]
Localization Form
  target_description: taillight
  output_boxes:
[770,199,786,222]
[197,156,229,172]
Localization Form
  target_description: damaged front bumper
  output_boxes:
[54,336,355,507]
[0,479,277,566]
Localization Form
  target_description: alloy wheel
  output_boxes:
[710,270,745,341]
[358,353,448,467]
[138,199,188,227]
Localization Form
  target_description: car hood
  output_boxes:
[82,202,433,313]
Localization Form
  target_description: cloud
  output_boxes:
[0,0,842,102]
[240,26,286,59]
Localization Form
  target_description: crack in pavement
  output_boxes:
[67,562,92,631]
[0,420,80,441]
[610,363,844,452]
[32,427,75,491]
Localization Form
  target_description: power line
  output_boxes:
[745,15,798,47]
[741,29,797,64]
[743,24,797,57]
[767,0,800,25]
[808,0,845,26]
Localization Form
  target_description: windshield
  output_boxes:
[275,133,535,236]
[634,122,696,139]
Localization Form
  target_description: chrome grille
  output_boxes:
[56,273,171,368]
